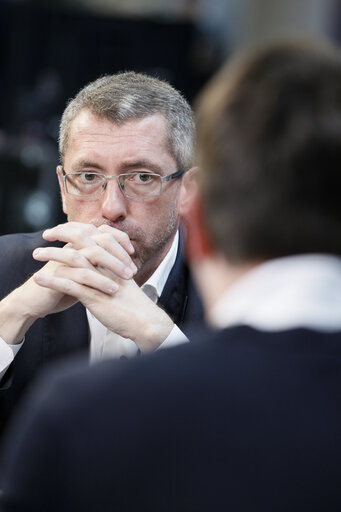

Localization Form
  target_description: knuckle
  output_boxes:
[79,246,90,260]
[64,246,75,258]
[101,233,113,246]
[73,223,97,242]
[78,268,89,281]
[87,224,98,235]
[82,245,101,263]
[75,251,87,266]
[98,224,110,233]
[121,231,130,242]
[64,282,73,295]
[54,266,65,278]
[103,232,112,241]
[65,247,80,264]
[92,245,103,259]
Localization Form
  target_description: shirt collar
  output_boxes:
[141,231,179,300]
[209,254,341,332]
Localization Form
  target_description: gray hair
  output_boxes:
[59,71,195,170]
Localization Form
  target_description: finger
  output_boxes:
[79,245,136,279]
[43,223,136,257]
[87,231,136,270]
[33,245,136,280]
[33,273,92,300]
[98,224,135,255]
[33,247,92,269]
[34,267,119,296]
[56,266,120,294]
[42,222,99,248]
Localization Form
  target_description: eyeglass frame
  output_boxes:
[60,167,185,200]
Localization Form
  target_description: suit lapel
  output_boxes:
[157,232,203,329]
[44,302,89,360]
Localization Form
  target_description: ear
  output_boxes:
[179,166,200,217]
[56,165,68,214]
[180,168,214,262]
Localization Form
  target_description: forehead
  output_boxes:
[65,109,174,168]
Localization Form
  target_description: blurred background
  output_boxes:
[0,0,339,235]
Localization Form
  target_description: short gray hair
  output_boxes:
[59,71,195,170]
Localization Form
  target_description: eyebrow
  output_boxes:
[71,159,164,175]
[71,160,103,171]
[119,160,164,174]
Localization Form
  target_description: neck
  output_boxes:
[134,235,176,287]
[191,253,260,321]
[134,265,156,287]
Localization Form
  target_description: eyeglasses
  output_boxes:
[61,168,184,200]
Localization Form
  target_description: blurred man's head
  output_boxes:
[195,39,341,264]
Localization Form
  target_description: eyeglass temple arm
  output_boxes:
[162,169,184,182]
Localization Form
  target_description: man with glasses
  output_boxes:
[0,72,202,433]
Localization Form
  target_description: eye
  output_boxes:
[134,173,155,183]
[79,172,98,182]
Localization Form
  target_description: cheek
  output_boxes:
[141,195,179,231]
[64,198,102,223]
[137,199,167,222]
[123,201,161,237]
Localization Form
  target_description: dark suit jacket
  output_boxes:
[0,325,341,511]
[0,230,202,435]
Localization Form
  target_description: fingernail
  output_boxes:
[129,243,134,253]
[34,272,44,283]
[130,262,138,273]
[108,283,119,294]
[33,249,42,257]
[123,267,133,279]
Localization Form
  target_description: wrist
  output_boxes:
[0,290,38,345]
[137,309,174,353]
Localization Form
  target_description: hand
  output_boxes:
[0,259,80,345]
[34,222,174,351]
[37,222,137,279]
[34,268,174,353]
[32,220,139,303]
[0,222,137,345]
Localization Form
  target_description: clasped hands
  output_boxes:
[2,222,173,351]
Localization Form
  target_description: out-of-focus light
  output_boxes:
[23,190,52,229]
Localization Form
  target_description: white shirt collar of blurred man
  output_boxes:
[210,254,341,333]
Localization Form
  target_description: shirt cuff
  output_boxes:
[0,337,24,381]
[157,324,189,350]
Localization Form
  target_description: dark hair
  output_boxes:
[196,38,341,262]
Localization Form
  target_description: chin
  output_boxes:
[132,255,143,272]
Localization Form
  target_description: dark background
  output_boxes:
[0,0,224,235]
[1,0,339,236]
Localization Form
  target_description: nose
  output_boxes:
[101,178,128,223]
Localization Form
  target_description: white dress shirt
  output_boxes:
[0,341,22,381]
[209,254,341,332]
[0,232,188,379]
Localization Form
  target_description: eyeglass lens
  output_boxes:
[65,172,163,198]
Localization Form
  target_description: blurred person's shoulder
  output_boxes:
[7,324,341,436]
